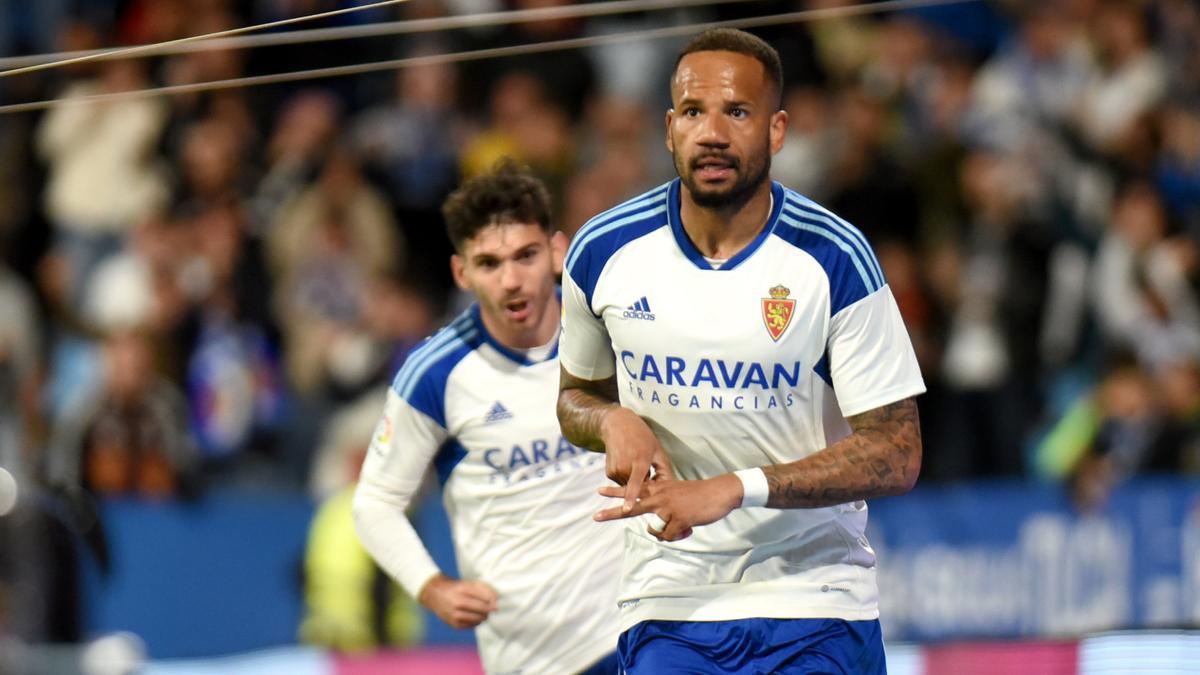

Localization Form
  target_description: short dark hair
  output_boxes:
[673,28,784,109]
[442,159,553,252]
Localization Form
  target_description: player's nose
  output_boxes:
[499,261,522,290]
[695,113,731,146]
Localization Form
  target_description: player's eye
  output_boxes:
[683,107,700,117]
[730,108,747,119]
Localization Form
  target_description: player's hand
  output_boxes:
[594,473,743,542]
[418,573,499,629]
[599,407,676,514]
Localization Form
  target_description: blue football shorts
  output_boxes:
[617,618,886,674]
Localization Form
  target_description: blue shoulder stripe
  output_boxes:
[391,313,476,398]
[776,212,878,313]
[389,315,479,428]
[783,194,884,288]
[564,211,667,311]
[398,330,478,402]
[776,211,877,290]
[565,183,670,272]
[784,190,876,257]
[779,208,880,294]
[391,313,472,388]
[565,204,668,275]
[572,182,669,241]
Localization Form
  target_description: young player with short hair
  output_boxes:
[355,161,621,674]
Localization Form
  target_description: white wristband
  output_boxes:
[734,468,769,508]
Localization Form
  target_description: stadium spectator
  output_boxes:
[267,145,402,396]
[1045,353,1200,510]
[250,89,342,236]
[459,0,597,122]
[180,201,285,476]
[1076,0,1167,156]
[967,2,1094,152]
[1091,181,1200,371]
[350,51,463,219]
[935,147,1054,477]
[351,48,464,299]
[36,58,170,311]
[459,71,578,208]
[44,330,197,500]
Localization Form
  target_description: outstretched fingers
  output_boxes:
[595,484,646,522]
[594,484,695,542]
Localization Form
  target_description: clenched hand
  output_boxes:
[418,573,499,629]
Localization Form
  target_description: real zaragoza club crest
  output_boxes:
[762,284,796,341]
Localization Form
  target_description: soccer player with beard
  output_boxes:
[354,162,621,674]
[557,29,925,673]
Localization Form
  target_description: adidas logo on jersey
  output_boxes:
[484,401,513,424]
[622,296,656,321]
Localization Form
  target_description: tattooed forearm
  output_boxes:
[762,397,922,508]
[557,367,621,452]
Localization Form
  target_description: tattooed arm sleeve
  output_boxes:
[557,366,620,452]
[761,397,922,508]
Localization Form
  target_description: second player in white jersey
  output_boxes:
[359,309,620,673]
[354,163,622,675]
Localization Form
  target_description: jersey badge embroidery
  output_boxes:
[762,284,796,342]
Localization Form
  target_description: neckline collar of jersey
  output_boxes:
[468,289,561,367]
[667,178,785,271]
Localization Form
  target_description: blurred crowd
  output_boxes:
[0,0,1198,649]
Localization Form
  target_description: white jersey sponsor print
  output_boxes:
[560,179,926,631]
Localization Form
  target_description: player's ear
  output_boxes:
[550,230,567,275]
[769,108,788,156]
[450,254,470,291]
[665,108,675,153]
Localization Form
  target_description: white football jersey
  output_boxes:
[355,303,622,675]
[559,179,926,631]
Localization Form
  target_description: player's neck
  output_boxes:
[679,180,773,260]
